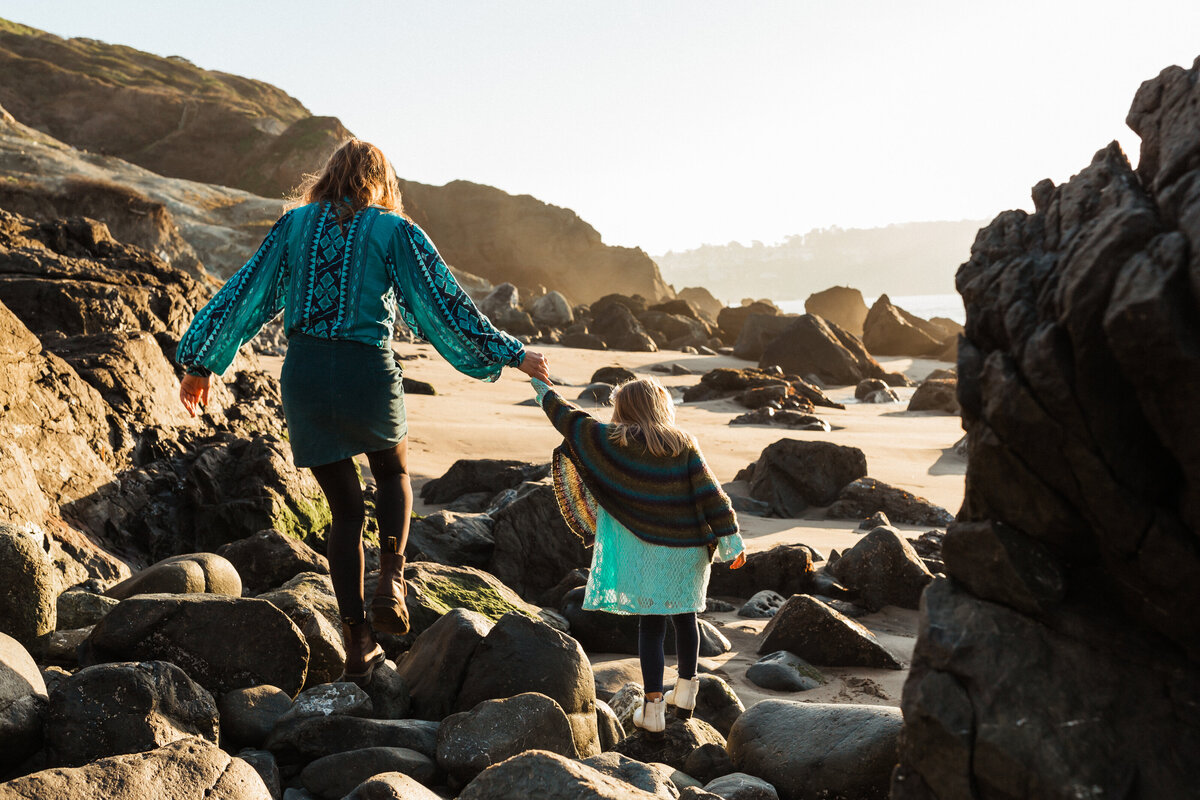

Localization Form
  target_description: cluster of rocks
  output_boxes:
[0,446,933,800]
[893,59,1200,797]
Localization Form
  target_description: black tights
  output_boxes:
[639,613,699,695]
[310,442,412,623]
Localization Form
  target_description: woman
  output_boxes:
[175,139,551,684]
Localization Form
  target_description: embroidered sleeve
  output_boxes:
[385,220,525,382]
[532,378,552,405]
[688,447,739,538]
[176,213,291,376]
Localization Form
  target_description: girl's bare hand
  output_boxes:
[730,552,747,570]
[517,350,551,383]
[180,373,211,417]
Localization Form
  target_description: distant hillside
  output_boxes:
[0,17,670,302]
[654,220,987,302]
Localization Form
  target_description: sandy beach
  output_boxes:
[267,342,964,711]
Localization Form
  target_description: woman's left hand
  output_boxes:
[180,373,211,417]
[730,553,747,570]
[517,350,551,383]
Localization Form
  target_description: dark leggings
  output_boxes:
[310,443,413,623]
[639,613,699,695]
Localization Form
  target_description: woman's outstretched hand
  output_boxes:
[179,373,211,417]
[517,350,551,383]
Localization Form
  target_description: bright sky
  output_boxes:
[4,1,1200,253]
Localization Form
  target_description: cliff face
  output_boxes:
[0,18,673,303]
[0,18,347,198]
[399,178,672,304]
[893,57,1200,799]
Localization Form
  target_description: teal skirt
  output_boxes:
[280,334,407,467]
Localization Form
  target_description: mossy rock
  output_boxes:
[272,492,332,542]
[369,562,541,651]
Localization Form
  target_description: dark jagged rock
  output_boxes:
[862,294,947,357]
[825,477,954,527]
[590,365,637,385]
[804,286,870,337]
[758,315,891,387]
[731,314,796,361]
[437,692,578,786]
[394,608,494,722]
[455,612,600,758]
[489,483,591,599]
[614,716,726,772]
[729,407,829,431]
[759,594,901,669]
[729,701,901,800]
[708,545,816,598]
[683,367,843,410]
[743,440,868,518]
[591,294,649,317]
[828,526,934,611]
[561,331,609,350]
[405,510,495,570]
[0,737,272,800]
[80,594,310,697]
[45,660,218,767]
[591,303,658,352]
[907,377,959,414]
[217,529,329,595]
[738,590,786,619]
[419,459,550,505]
[895,59,1200,799]
[717,302,780,341]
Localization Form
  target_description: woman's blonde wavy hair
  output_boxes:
[291,139,404,220]
[608,377,693,457]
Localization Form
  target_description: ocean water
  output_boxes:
[777,293,965,325]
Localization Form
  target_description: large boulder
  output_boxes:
[728,701,901,800]
[531,291,575,328]
[677,288,723,321]
[437,692,578,786]
[489,483,591,598]
[731,315,796,361]
[341,771,443,800]
[457,749,664,800]
[862,295,946,357]
[708,545,816,598]
[301,748,436,800]
[717,302,779,341]
[394,608,494,721]
[0,632,48,772]
[825,478,955,527]
[257,572,343,688]
[218,685,293,749]
[895,59,1200,797]
[829,526,934,611]
[758,315,890,387]
[80,594,310,696]
[0,737,272,800]
[419,459,550,505]
[906,377,959,414]
[0,524,56,646]
[804,286,870,337]
[265,715,439,766]
[216,529,329,595]
[105,552,242,600]
[744,440,868,517]
[759,595,901,669]
[404,511,495,570]
[591,303,658,352]
[580,752,681,798]
[455,612,601,758]
[45,661,218,767]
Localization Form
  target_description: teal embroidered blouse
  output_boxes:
[176,202,525,380]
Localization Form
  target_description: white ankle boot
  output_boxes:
[633,696,666,733]
[664,676,700,719]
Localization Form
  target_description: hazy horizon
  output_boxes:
[3,2,1199,254]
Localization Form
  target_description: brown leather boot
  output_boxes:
[340,617,385,686]
[370,535,410,635]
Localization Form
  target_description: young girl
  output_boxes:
[532,376,746,734]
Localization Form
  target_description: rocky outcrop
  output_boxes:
[742,440,868,518]
[894,58,1200,798]
[862,295,952,358]
[825,477,955,527]
[399,179,672,304]
[759,315,894,386]
[804,286,870,337]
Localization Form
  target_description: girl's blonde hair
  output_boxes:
[291,139,404,220]
[609,378,693,457]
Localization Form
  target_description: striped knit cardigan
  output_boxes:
[540,389,739,553]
